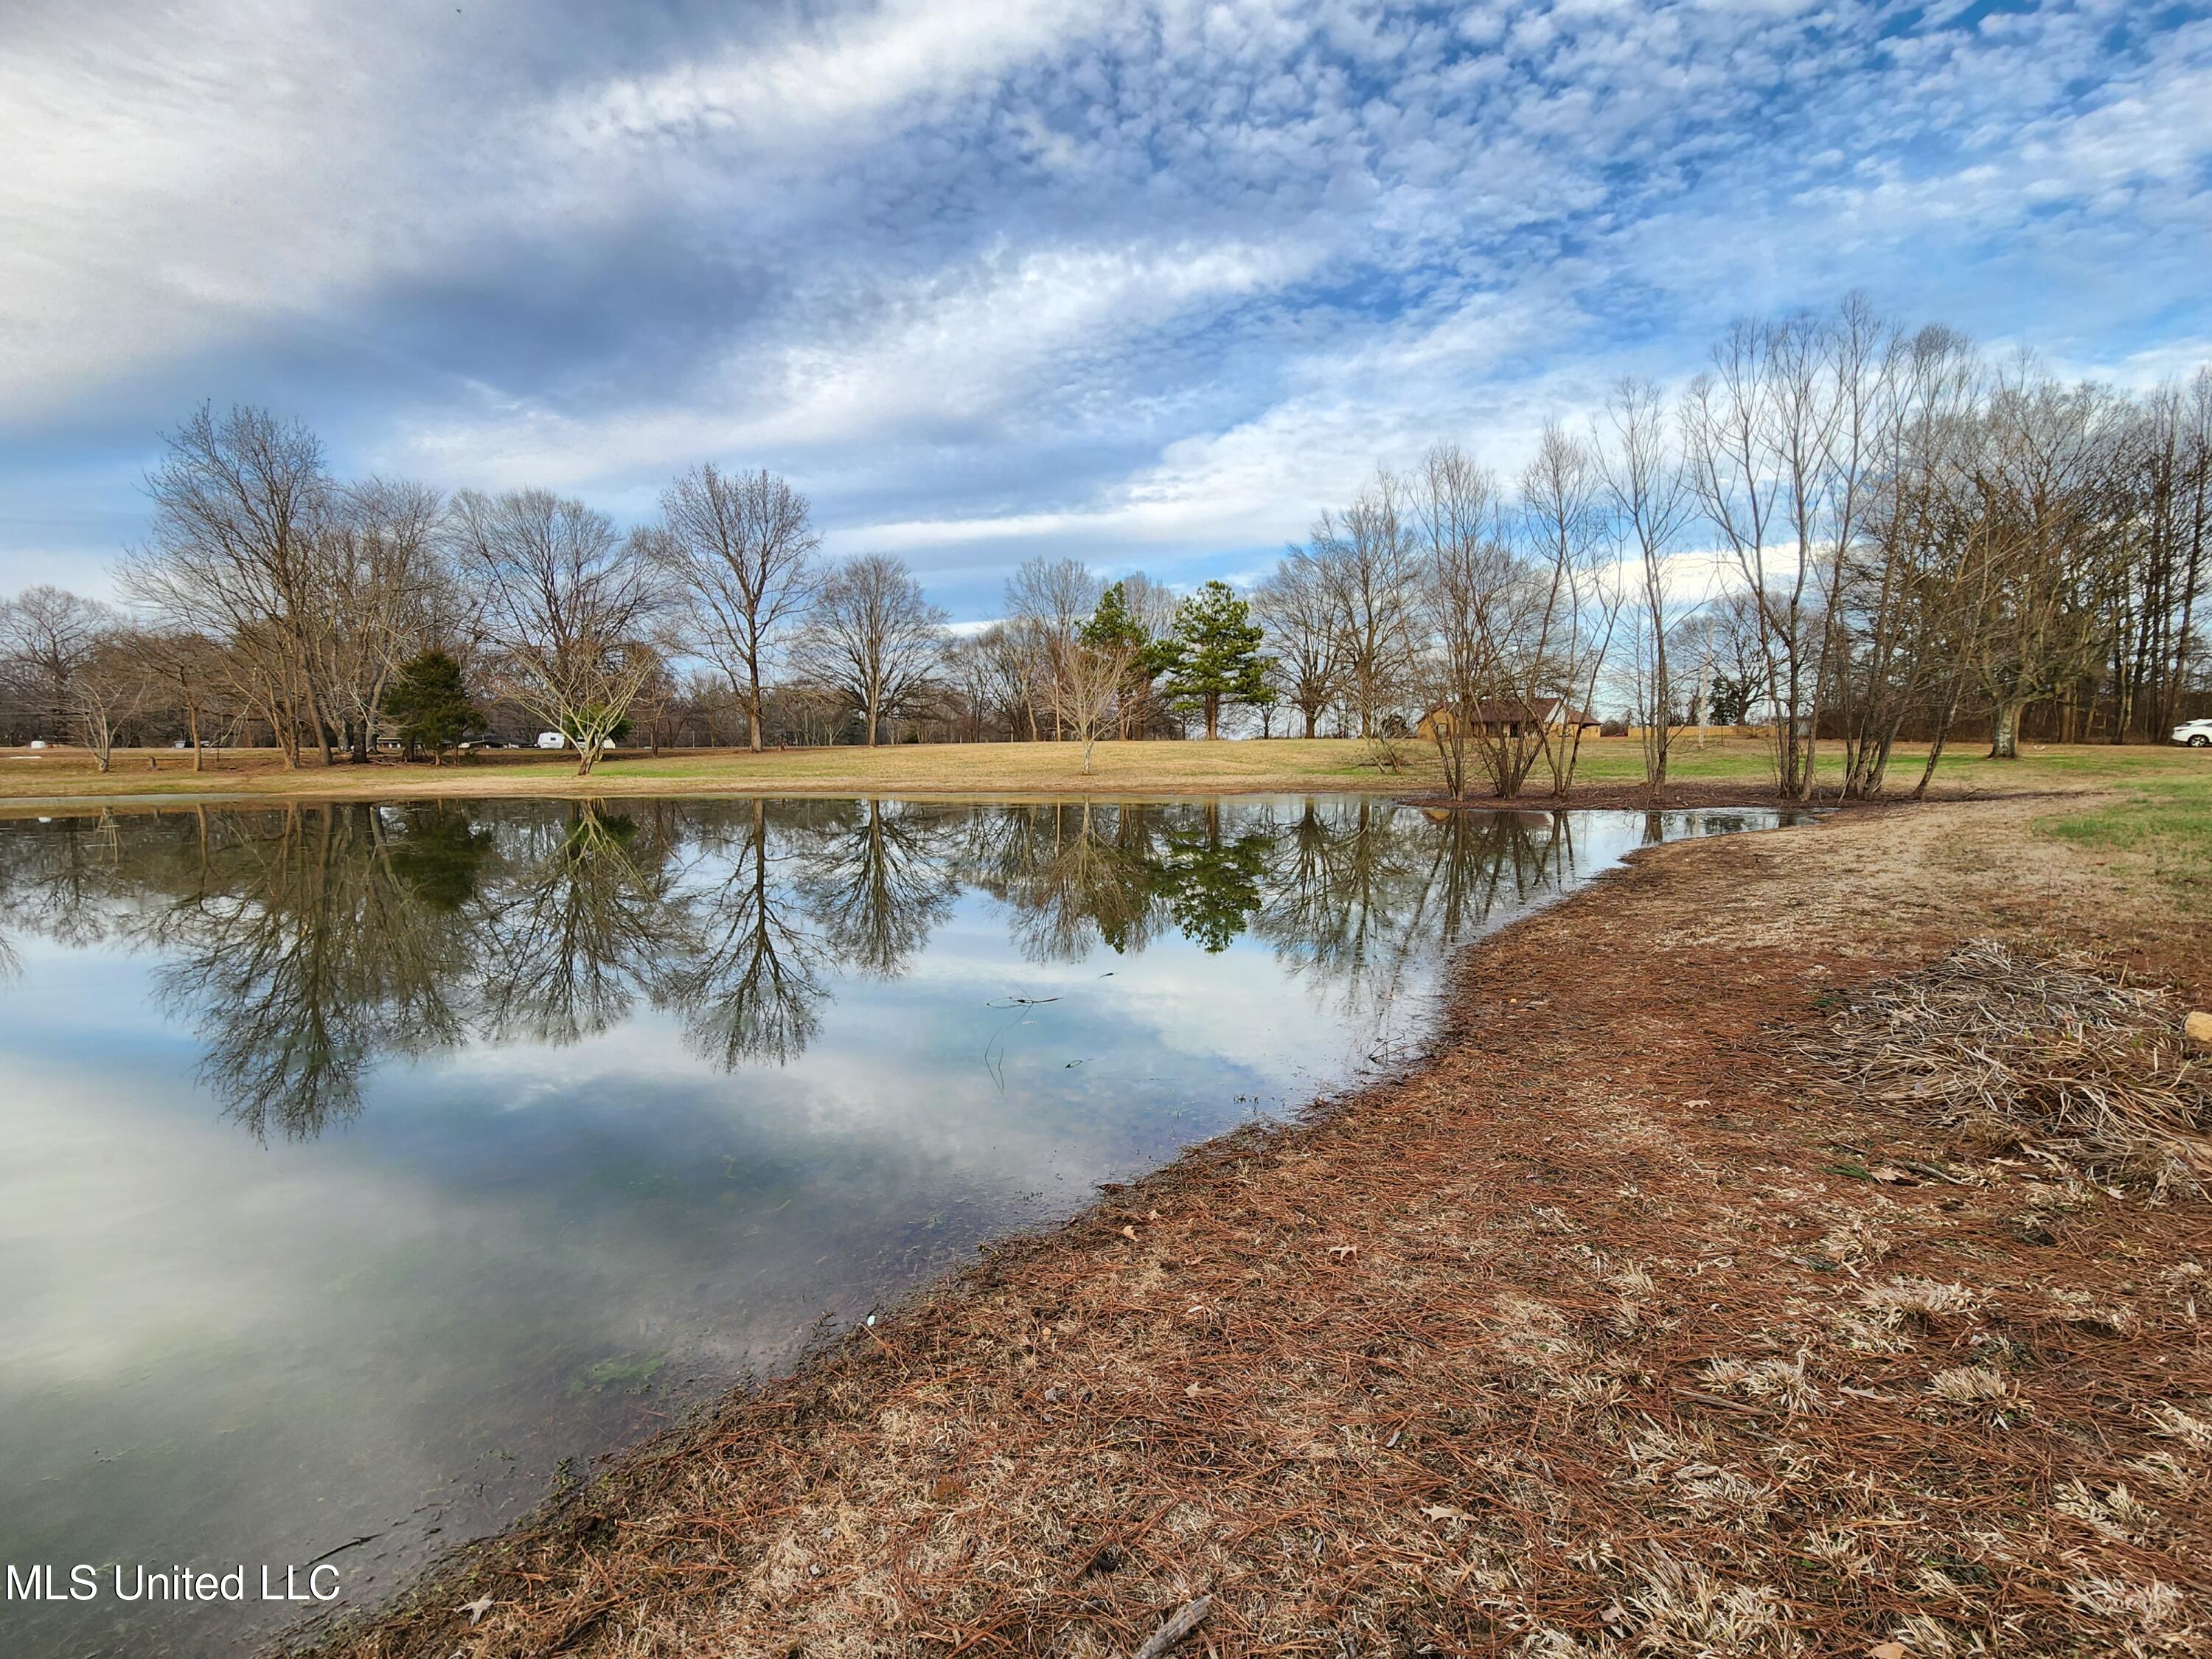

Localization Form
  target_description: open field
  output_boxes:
[309,782,2212,1659]
[4,733,2207,813]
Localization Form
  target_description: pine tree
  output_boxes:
[1159,580,1274,740]
[386,650,481,765]
[1081,580,1175,737]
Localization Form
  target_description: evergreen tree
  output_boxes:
[1158,580,1273,740]
[1082,580,1176,737]
[386,650,481,765]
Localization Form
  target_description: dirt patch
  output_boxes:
[309,801,2212,1659]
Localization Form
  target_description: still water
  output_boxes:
[0,794,1785,1655]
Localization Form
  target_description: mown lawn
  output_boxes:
[2041,766,2212,907]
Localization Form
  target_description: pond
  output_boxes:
[0,795,1790,1656]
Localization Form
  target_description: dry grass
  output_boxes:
[1,737,1444,805]
[4,735,2205,812]
[1808,940,2212,1197]
[305,800,2212,1659]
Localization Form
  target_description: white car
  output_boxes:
[535,731,568,749]
[2176,719,2212,748]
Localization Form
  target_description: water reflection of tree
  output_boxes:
[148,804,481,1139]
[1147,802,1272,953]
[974,801,1162,962]
[0,796,1668,1141]
[476,805,684,1047]
[796,799,960,977]
[0,807,138,959]
[664,799,827,1068]
[1256,801,1583,1015]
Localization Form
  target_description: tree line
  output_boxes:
[0,406,1280,776]
[1256,296,2211,799]
[2,294,2205,793]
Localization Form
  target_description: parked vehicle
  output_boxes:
[2175,719,2212,748]
[535,731,567,749]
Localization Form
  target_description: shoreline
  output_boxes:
[2,734,2194,821]
[302,796,2211,1658]
[0,775,2042,823]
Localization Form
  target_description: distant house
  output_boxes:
[1415,698,1600,742]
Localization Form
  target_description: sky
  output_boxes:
[3,0,2209,621]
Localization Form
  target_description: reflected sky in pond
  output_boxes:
[0,796,1787,1657]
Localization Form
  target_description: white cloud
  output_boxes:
[551,0,1090,150]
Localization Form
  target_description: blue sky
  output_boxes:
[3,0,2208,620]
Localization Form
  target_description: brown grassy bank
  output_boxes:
[7,734,2205,814]
[306,794,2212,1658]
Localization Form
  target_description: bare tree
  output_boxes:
[1310,468,1420,759]
[793,554,947,745]
[323,476,451,762]
[131,627,229,770]
[2112,371,2212,742]
[446,489,667,776]
[1972,371,2137,758]
[1517,422,1618,796]
[1004,556,1101,740]
[1409,444,1504,800]
[0,584,109,740]
[1683,322,1814,794]
[1046,636,1141,773]
[944,622,1034,741]
[1254,553,1342,738]
[1799,296,1900,796]
[1683,299,1897,799]
[1842,325,1990,796]
[653,466,820,751]
[1595,378,1695,790]
[69,626,149,771]
[1110,571,1180,737]
[124,404,340,767]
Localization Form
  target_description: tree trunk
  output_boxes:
[1989,698,2025,759]
[300,669,335,768]
[747,666,765,752]
[1204,695,1220,740]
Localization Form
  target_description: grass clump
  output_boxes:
[1811,940,2212,1197]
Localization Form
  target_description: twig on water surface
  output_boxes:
[302,1531,383,1568]
[982,993,1065,1090]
